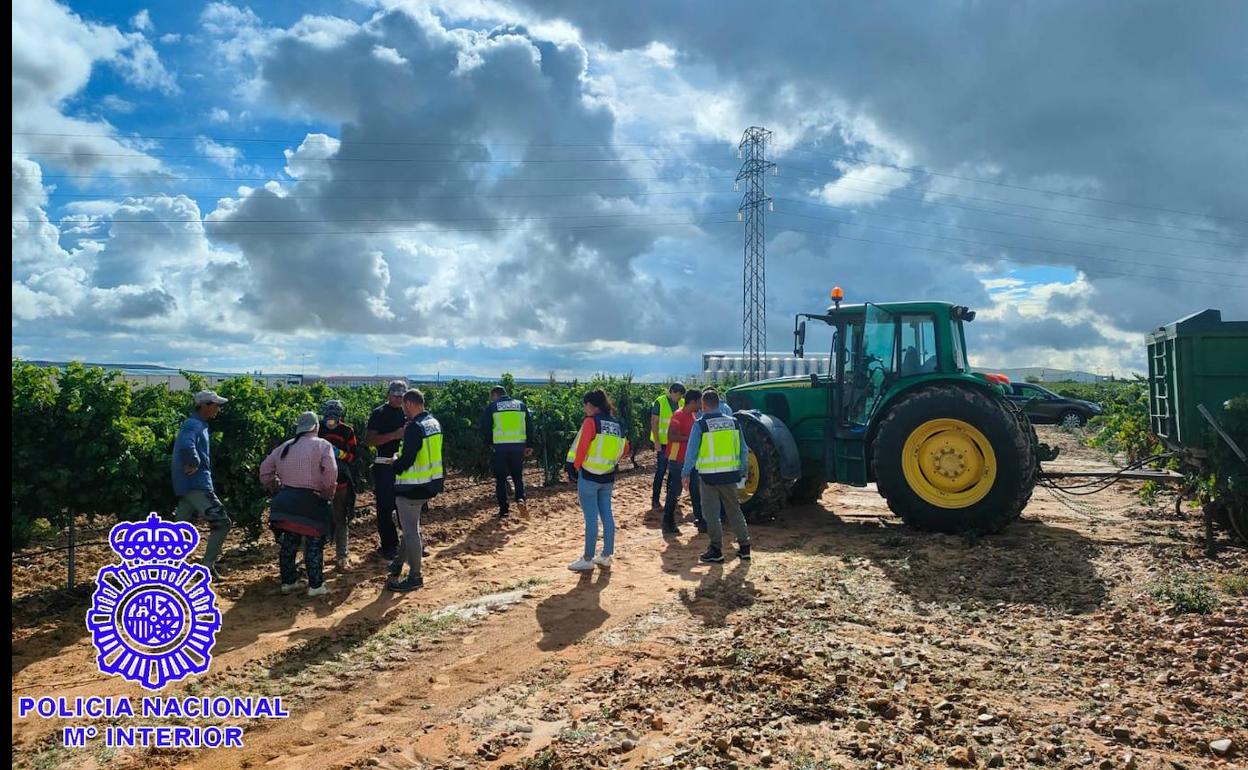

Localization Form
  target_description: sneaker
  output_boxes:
[567,558,595,572]
[387,575,424,592]
[306,584,329,597]
[736,544,752,561]
[694,522,708,534]
[336,553,352,571]
[592,554,613,569]
[516,500,529,516]
[280,581,304,595]
[422,548,430,558]
[699,548,725,564]
[387,558,403,577]
[661,525,682,536]
[497,510,510,520]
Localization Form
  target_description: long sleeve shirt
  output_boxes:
[682,405,749,480]
[171,415,214,495]
[259,435,338,500]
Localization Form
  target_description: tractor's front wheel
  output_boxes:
[738,418,792,523]
[873,385,1035,534]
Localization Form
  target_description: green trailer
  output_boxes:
[1146,308,1248,546]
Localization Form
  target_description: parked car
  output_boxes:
[1007,382,1103,428]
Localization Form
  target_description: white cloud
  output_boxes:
[372,45,408,65]
[159,32,181,44]
[813,163,911,206]
[208,107,231,122]
[131,9,152,31]
[99,94,135,113]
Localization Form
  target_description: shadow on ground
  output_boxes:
[766,502,1108,613]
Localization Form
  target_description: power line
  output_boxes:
[12,130,726,149]
[15,189,734,202]
[13,209,738,226]
[773,222,1248,291]
[12,216,741,238]
[13,150,736,165]
[773,198,1247,266]
[787,146,1248,224]
[782,166,1239,237]
[770,210,1246,280]
[772,176,1241,246]
[19,172,733,184]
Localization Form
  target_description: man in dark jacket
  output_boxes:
[318,399,358,570]
[365,380,408,560]
[479,386,535,520]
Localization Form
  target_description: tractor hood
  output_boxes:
[726,375,815,394]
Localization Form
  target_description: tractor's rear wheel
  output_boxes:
[873,385,1035,534]
[738,418,792,523]
[789,474,829,505]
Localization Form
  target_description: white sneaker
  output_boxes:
[592,555,613,569]
[280,582,304,595]
[306,584,329,597]
[567,558,595,572]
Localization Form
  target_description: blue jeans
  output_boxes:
[577,476,615,560]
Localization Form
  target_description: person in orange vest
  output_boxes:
[661,389,701,534]
[649,382,687,509]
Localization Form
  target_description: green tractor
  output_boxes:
[726,295,1039,534]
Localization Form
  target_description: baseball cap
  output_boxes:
[295,411,319,434]
[387,380,408,396]
[193,390,229,406]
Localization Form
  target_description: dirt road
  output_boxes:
[11,428,1246,769]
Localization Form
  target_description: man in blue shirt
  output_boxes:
[690,393,733,533]
[171,390,233,580]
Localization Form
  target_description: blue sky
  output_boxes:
[12,0,1248,380]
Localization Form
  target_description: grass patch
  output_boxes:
[501,576,550,592]
[518,748,558,770]
[1217,573,1248,597]
[1151,572,1220,614]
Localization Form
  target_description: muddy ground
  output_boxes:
[11,427,1247,770]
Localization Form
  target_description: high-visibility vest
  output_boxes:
[650,395,684,444]
[566,423,584,462]
[491,399,528,446]
[694,415,743,482]
[395,413,444,487]
[582,415,626,476]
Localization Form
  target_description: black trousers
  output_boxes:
[492,450,526,514]
[373,463,400,554]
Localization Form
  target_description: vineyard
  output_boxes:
[11,360,668,552]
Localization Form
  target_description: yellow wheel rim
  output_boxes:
[901,418,996,508]
[739,450,760,503]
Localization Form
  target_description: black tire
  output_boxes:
[788,474,829,505]
[739,418,792,523]
[1058,410,1087,429]
[873,384,1036,534]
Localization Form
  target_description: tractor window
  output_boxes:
[845,305,896,425]
[840,321,863,381]
[951,322,969,372]
[898,315,938,376]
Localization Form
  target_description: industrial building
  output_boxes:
[699,351,832,384]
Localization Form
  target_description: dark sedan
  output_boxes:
[1007,383,1103,428]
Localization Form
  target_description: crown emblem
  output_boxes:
[109,513,199,562]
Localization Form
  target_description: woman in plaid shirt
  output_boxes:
[260,411,338,597]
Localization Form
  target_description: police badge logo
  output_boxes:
[86,514,223,690]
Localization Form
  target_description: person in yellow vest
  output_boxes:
[480,386,535,520]
[681,389,751,563]
[649,382,687,509]
[386,389,443,591]
[568,389,630,571]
